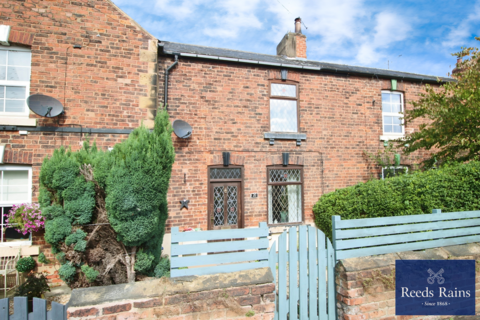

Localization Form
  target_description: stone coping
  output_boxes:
[339,242,480,272]
[69,267,273,307]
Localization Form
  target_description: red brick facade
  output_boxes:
[0,0,443,284]
[160,55,438,233]
[0,0,158,282]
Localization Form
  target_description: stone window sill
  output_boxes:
[264,132,306,145]
[0,117,37,126]
[0,245,39,257]
[380,134,404,141]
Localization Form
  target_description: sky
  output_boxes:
[112,0,480,77]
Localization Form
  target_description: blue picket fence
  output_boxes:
[0,296,68,320]
[269,225,336,320]
[332,209,480,261]
[170,222,269,277]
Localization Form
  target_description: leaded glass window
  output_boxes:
[210,168,241,180]
[267,168,302,224]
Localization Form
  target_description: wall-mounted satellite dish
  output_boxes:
[172,119,192,139]
[27,94,64,118]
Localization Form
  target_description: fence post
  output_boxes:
[432,209,442,214]
[331,215,341,262]
[0,298,9,319]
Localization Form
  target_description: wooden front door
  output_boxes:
[208,167,243,230]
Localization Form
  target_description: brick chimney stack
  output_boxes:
[276,17,307,59]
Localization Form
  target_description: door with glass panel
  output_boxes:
[208,167,243,230]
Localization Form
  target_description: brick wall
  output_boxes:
[0,0,158,283]
[160,54,438,233]
[67,268,275,320]
[336,243,480,320]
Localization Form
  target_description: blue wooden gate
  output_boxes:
[269,225,336,320]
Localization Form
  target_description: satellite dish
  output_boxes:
[27,94,64,118]
[172,119,192,139]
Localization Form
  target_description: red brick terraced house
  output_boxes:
[0,0,159,285]
[0,0,451,286]
[157,19,451,253]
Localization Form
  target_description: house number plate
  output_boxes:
[251,193,258,198]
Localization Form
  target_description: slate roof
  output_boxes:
[159,41,453,84]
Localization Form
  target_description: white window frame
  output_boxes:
[381,91,404,140]
[0,46,31,118]
[269,81,299,133]
[0,165,33,247]
[382,166,408,179]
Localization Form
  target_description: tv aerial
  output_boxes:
[172,119,192,139]
[26,94,64,118]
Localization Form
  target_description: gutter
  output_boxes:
[164,54,179,109]
[161,50,452,85]
[0,125,134,134]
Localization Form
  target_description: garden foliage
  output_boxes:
[314,161,480,239]
[16,257,36,273]
[39,109,175,288]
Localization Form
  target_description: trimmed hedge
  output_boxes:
[313,161,480,240]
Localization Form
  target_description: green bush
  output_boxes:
[313,161,480,239]
[81,265,99,283]
[39,109,175,287]
[154,257,170,278]
[134,250,155,274]
[38,253,50,264]
[65,229,87,246]
[58,263,76,283]
[15,272,50,299]
[16,257,36,273]
[55,252,66,264]
[74,240,87,252]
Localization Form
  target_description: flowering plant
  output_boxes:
[5,203,45,235]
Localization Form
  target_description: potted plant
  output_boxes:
[5,203,45,235]
[14,272,50,312]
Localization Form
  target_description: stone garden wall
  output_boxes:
[67,268,275,320]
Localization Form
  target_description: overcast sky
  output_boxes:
[112,0,480,77]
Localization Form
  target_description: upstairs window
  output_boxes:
[270,82,298,132]
[382,91,404,136]
[0,46,31,117]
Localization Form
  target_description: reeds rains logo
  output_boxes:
[396,260,475,315]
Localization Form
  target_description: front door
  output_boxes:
[208,167,243,230]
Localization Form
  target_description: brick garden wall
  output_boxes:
[336,243,480,320]
[67,268,275,320]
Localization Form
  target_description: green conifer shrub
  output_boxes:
[314,161,480,239]
[38,253,50,264]
[40,109,174,288]
[16,257,36,273]
[81,265,99,283]
[58,263,76,283]
[154,257,171,278]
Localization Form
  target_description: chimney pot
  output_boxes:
[295,17,302,34]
